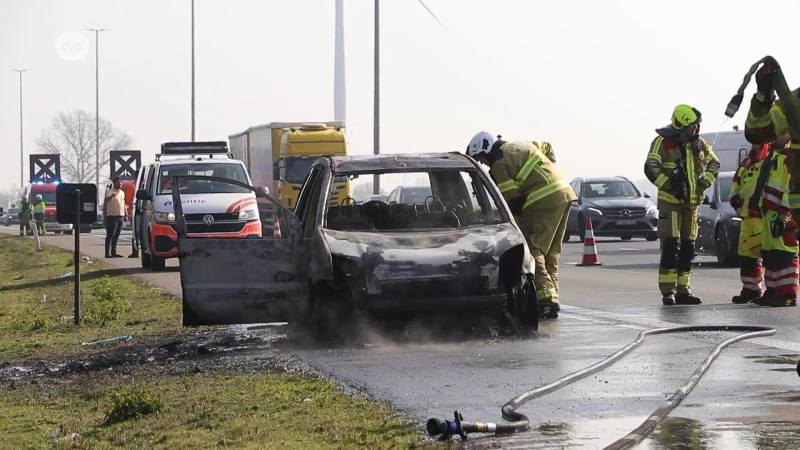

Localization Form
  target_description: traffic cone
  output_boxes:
[273,218,282,238]
[577,218,603,266]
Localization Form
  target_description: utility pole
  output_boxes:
[12,69,29,188]
[191,0,196,141]
[87,28,108,188]
[373,0,380,195]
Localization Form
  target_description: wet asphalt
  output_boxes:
[4,227,800,449]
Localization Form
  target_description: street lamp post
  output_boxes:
[87,28,108,189]
[373,0,380,195]
[191,0,196,141]
[12,69,29,188]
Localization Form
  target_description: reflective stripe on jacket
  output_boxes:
[745,94,791,145]
[731,151,764,218]
[645,135,720,206]
[489,141,576,210]
[759,149,792,215]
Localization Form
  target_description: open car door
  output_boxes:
[172,176,309,326]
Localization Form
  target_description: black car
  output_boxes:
[565,176,659,242]
[696,171,739,266]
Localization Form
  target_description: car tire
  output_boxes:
[518,275,539,331]
[620,233,633,241]
[577,214,586,243]
[65,230,73,235]
[646,232,658,242]
[715,225,738,267]
[54,231,62,234]
[150,256,166,271]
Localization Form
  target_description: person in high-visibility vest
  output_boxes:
[644,105,720,306]
[729,143,770,303]
[31,194,46,235]
[466,131,576,319]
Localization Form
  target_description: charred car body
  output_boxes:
[174,153,540,332]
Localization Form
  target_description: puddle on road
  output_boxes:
[460,417,800,449]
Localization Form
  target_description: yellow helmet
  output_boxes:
[671,104,702,129]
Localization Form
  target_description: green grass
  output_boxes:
[0,234,183,361]
[0,235,442,449]
[2,371,443,449]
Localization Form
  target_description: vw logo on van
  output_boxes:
[202,215,215,225]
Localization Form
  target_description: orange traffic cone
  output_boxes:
[577,218,603,266]
[273,217,282,238]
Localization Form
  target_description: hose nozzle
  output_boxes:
[725,93,744,119]
[426,411,468,440]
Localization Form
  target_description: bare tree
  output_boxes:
[35,109,133,183]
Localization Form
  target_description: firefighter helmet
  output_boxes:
[671,104,702,129]
[466,131,498,157]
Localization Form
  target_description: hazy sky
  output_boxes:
[2,0,799,192]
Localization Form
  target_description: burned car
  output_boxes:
[173,153,540,333]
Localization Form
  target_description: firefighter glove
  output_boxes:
[771,216,786,237]
[755,63,776,100]
[696,176,711,190]
[730,194,743,210]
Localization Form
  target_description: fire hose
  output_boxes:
[426,325,776,449]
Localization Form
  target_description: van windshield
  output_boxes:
[157,163,250,195]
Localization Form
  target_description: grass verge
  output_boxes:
[3,369,443,449]
[0,234,183,361]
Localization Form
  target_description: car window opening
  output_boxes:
[325,170,506,231]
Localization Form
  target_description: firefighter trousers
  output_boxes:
[738,217,763,297]
[520,203,570,304]
[657,200,697,296]
[761,210,799,301]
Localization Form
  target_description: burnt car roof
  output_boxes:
[329,153,478,174]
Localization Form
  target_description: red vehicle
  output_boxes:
[22,182,73,234]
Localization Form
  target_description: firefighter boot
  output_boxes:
[766,296,797,307]
[662,294,675,305]
[539,301,560,319]
[675,293,703,305]
[732,289,760,304]
[752,289,774,306]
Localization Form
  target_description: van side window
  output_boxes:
[144,165,156,194]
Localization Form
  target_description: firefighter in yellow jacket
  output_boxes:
[742,63,800,306]
[644,105,720,306]
[466,132,576,319]
[729,143,769,303]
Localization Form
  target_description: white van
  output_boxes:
[134,142,262,271]
[700,129,752,172]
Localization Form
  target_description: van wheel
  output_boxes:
[141,251,151,268]
[150,256,166,271]
[646,232,658,242]
[64,230,73,235]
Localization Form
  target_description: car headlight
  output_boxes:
[238,208,259,222]
[154,211,175,223]
[646,205,658,216]
[587,207,603,216]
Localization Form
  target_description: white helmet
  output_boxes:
[35,194,43,201]
[466,131,498,158]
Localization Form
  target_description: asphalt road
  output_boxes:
[3,226,800,449]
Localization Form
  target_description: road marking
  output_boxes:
[619,247,645,251]
[560,304,800,353]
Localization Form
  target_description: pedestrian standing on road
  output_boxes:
[104,176,126,258]
[729,143,770,304]
[18,196,31,236]
[31,194,46,235]
[644,105,720,306]
[466,132,576,319]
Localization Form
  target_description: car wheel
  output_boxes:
[312,280,362,344]
[53,231,62,234]
[577,214,586,243]
[518,275,539,331]
[150,256,166,271]
[646,232,658,242]
[64,230,73,235]
[620,233,633,241]
[715,225,738,267]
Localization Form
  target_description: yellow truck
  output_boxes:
[228,121,350,209]
[277,123,351,208]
